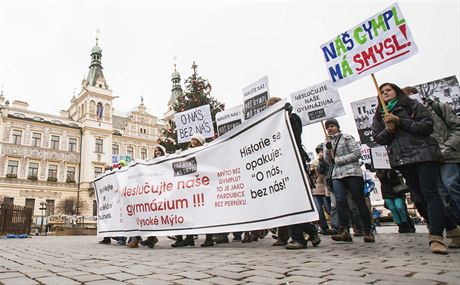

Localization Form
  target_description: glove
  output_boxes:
[325,141,332,150]
[385,121,397,133]
[384,113,400,124]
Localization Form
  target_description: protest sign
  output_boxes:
[243,76,270,120]
[321,3,418,87]
[360,144,372,164]
[174,104,215,144]
[112,155,132,164]
[94,100,318,237]
[216,105,244,136]
[290,80,345,125]
[351,96,378,147]
[371,146,391,169]
[414,75,460,116]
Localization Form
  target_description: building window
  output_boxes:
[32,132,42,147]
[6,160,19,177]
[112,144,119,155]
[68,138,77,152]
[46,199,55,216]
[93,200,97,216]
[51,135,60,150]
[141,148,147,160]
[48,165,58,181]
[25,198,35,216]
[95,138,103,153]
[28,162,39,180]
[127,146,134,158]
[66,166,76,183]
[94,167,102,177]
[3,197,14,205]
[12,129,22,144]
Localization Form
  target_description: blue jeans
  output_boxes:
[385,197,408,224]
[438,163,460,222]
[332,176,372,231]
[397,162,457,236]
[313,195,330,230]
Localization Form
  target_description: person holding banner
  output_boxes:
[127,145,167,249]
[324,119,375,243]
[372,83,460,254]
[265,97,320,250]
[171,133,216,248]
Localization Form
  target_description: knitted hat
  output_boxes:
[191,133,205,145]
[324,118,340,129]
[154,145,167,157]
[315,143,324,153]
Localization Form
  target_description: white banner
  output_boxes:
[95,101,318,238]
[174,105,215,144]
[321,3,418,87]
[371,146,391,169]
[216,105,243,136]
[243,76,270,120]
[290,80,345,125]
[350,96,378,147]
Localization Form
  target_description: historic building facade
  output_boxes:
[0,40,170,218]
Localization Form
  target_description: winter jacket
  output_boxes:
[372,98,443,167]
[310,158,326,196]
[375,169,406,199]
[426,100,460,163]
[324,133,363,179]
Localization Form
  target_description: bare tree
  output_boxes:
[56,197,88,215]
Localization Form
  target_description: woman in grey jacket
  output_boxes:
[324,119,374,243]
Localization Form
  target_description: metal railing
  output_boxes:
[0,203,33,235]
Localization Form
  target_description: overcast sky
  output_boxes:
[1,0,459,153]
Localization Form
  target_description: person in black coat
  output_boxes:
[372,82,459,254]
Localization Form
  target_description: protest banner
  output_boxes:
[351,96,378,147]
[414,75,460,116]
[409,93,423,104]
[94,100,318,237]
[243,76,270,120]
[290,80,345,126]
[216,105,243,136]
[320,3,418,88]
[174,104,215,144]
[371,146,391,169]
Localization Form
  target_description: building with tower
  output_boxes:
[0,39,165,219]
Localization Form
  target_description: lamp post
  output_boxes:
[39,202,47,235]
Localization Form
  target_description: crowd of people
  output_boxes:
[98,85,460,255]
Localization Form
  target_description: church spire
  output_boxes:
[170,57,182,104]
[86,30,107,89]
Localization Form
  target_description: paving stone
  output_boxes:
[286,275,326,284]
[35,276,80,285]
[25,271,56,278]
[173,279,213,285]
[241,276,284,284]
[0,277,38,285]
[201,277,243,285]
[127,278,173,285]
[85,280,126,285]
[67,274,107,282]
[0,272,25,280]
[175,271,213,279]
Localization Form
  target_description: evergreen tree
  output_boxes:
[160,62,225,151]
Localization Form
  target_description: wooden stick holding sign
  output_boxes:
[371,73,388,115]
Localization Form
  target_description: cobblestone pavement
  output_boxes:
[0,226,459,285]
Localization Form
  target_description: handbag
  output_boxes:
[325,134,342,189]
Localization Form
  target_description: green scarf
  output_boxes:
[381,98,398,114]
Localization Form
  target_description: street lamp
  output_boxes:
[39,202,47,234]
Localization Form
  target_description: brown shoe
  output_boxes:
[429,235,448,254]
[127,239,139,248]
[363,230,375,243]
[331,229,353,242]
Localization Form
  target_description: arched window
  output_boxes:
[96,102,103,120]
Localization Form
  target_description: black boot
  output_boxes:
[172,235,195,247]
[98,237,111,244]
[201,234,214,247]
[331,228,353,242]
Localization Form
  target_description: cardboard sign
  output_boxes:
[243,76,270,120]
[321,3,418,87]
[351,96,378,147]
[174,105,215,143]
[290,80,345,125]
[216,105,244,136]
[371,146,391,169]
